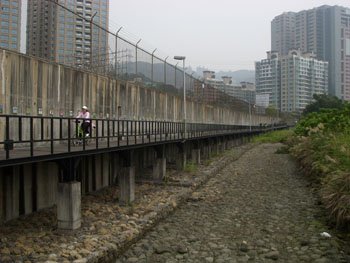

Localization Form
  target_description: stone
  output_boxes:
[205,257,214,262]
[264,251,279,260]
[176,245,188,254]
[154,245,172,254]
[239,241,249,252]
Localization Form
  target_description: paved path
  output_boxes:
[116,143,348,263]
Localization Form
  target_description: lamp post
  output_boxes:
[174,56,186,138]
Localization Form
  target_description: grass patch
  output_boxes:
[184,162,198,173]
[275,146,289,154]
[290,131,350,228]
[253,129,294,144]
[203,159,212,166]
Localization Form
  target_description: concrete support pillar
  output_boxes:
[5,168,20,221]
[36,163,58,210]
[236,136,243,146]
[0,171,3,222]
[95,155,102,190]
[176,144,187,171]
[152,158,166,181]
[57,182,81,230]
[87,157,94,192]
[111,153,119,185]
[212,140,219,156]
[202,144,209,160]
[152,145,166,181]
[207,142,212,158]
[191,148,201,165]
[23,165,33,215]
[102,153,109,188]
[119,166,135,205]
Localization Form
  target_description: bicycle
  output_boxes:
[72,120,91,146]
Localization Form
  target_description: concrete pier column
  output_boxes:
[4,168,20,221]
[119,166,135,205]
[212,139,220,156]
[23,165,33,215]
[191,148,201,165]
[152,145,166,181]
[153,158,166,181]
[202,143,209,160]
[0,172,4,222]
[57,182,81,230]
[207,141,212,158]
[176,143,187,171]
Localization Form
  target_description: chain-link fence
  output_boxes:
[24,0,260,115]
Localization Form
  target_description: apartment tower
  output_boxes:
[271,12,295,56]
[255,50,328,112]
[0,0,21,51]
[271,5,350,101]
[27,0,109,68]
[280,50,328,112]
[255,51,281,109]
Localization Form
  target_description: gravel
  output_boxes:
[1,143,349,263]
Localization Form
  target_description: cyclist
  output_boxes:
[76,105,91,137]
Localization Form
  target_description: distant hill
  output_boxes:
[196,67,255,84]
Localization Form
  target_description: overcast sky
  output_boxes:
[109,0,350,72]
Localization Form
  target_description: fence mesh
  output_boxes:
[21,0,261,115]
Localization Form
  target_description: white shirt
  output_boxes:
[76,111,91,123]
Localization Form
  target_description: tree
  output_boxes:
[265,106,278,117]
[303,94,344,115]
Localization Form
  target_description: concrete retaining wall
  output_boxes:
[0,49,275,131]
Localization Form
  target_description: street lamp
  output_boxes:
[174,56,186,138]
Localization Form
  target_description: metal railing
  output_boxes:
[0,115,277,162]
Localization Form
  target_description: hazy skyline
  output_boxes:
[109,0,350,72]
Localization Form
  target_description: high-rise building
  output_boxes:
[271,5,350,101]
[255,51,281,109]
[27,0,109,68]
[271,12,295,55]
[0,0,21,51]
[280,50,328,112]
[256,50,328,112]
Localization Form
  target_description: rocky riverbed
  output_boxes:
[0,143,349,262]
[116,143,350,263]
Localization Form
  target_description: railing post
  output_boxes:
[18,116,22,142]
[67,118,71,153]
[5,116,10,159]
[30,117,34,156]
[50,117,54,154]
[107,119,110,148]
[95,120,99,149]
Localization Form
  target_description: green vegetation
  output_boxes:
[252,129,294,144]
[288,101,350,228]
[184,162,198,173]
[303,94,344,116]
